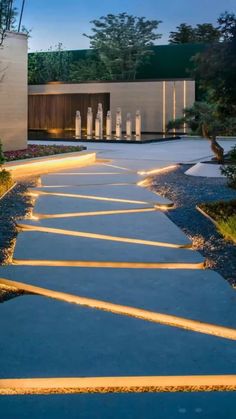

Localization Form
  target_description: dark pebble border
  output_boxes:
[150,164,236,287]
[0,178,37,302]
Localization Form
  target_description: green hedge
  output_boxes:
[0,170,14,198]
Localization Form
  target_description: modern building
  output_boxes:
[28,44,204,135]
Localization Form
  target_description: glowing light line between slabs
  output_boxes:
[27,190,152,205]
[17,223,192,249]
[13,260,205,269]
[33,207,157,219]
[0,375,236,395]
[0,278,234,341]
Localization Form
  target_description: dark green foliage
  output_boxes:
[191,11,236,115]
[200,199,236,242]
[200,199,236,221]
[167,102,236,163]
[0,169,13,197]
[169,22,220,44]
[28,43,72,84]
[28,44,205,84]
[84,13,162,80]
[228,145,236,162]
[69,52,111,82]
[221,165,236,189]
[167,102,236,137]
[0,0,17,31]
[0,140,5,168]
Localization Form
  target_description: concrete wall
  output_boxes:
[0,31,28,151]
[29,80,195,133]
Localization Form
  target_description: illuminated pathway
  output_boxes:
[1,141,236,418]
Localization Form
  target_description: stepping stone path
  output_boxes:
[1,154,236,418]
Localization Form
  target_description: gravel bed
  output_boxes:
[0,178,37,302]
[150,164,236,287]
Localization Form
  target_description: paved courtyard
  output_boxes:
[0,138,236,418]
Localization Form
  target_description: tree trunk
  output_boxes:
[202,124,224,164]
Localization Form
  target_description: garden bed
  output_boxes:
[199,200,236,243]
[150,164,236,287]
[4,144,86,162]
[0,177,37,302]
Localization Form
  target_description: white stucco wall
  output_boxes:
[29,79,195,133]
[0,31,28,151]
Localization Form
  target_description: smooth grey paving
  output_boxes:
[41,173,140,186]
[1,266,236,328]
[13,231,203,263]
[20,211,192,246]
[103,159,177,172]
[1,392,236,419]
[57,163,133,174]
[33,184,172,206]
[34,194,152,215]
[0,296,236,379]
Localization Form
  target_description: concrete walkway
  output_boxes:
[0,139,236,418]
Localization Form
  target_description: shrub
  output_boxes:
[200,199,236,221]
[0,141,5,168]
[221,165,236,188]
[228,145,236,162]
[217,215,236,243]
[0,169,14,197]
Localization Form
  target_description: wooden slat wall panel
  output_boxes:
[28,93,110,131]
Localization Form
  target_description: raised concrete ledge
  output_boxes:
[5,151,96,178]
[185,163,224,178]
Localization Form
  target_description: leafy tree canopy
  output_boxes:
[28,43,72,84]
[192,11,236,116]
[84,12,162,80]
[169,22,220,44]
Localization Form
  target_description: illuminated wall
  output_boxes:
[28,80,195,133]
[0,32,28,151]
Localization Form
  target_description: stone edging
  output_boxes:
[4,151,96,178]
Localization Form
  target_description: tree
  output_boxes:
[69,54,111,82]
[84,13,162,80]
[167,102,236,163]
[194,24,220,42]
[192,11,236,116]
[218,10,236,41]
[28,43,72,84]
[169,22,220,44]
[0,0,18,44]
[169,23,195,44]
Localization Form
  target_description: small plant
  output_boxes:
[0,140,14,197]
[228,145,236,162]
[0,140,6,168]
[199,199,236,243]
[221,165,236,189]
[0,168,14,197]
[217,215,236,243]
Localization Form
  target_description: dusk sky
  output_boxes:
[15,0,236,51]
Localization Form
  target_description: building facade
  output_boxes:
[28,79,195,133]
[0,31,28,151]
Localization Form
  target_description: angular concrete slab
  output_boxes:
[0,296,236,379]
[57,163,133,174]
[185,162,224,178]
[33,184,172,206]
[13,231,203,264]
[1,392,236,419]
[20,211,191,246]
[104,159,178,173]
[33,194,153,216]
[1,266,236,328]
[40,173,140,187]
